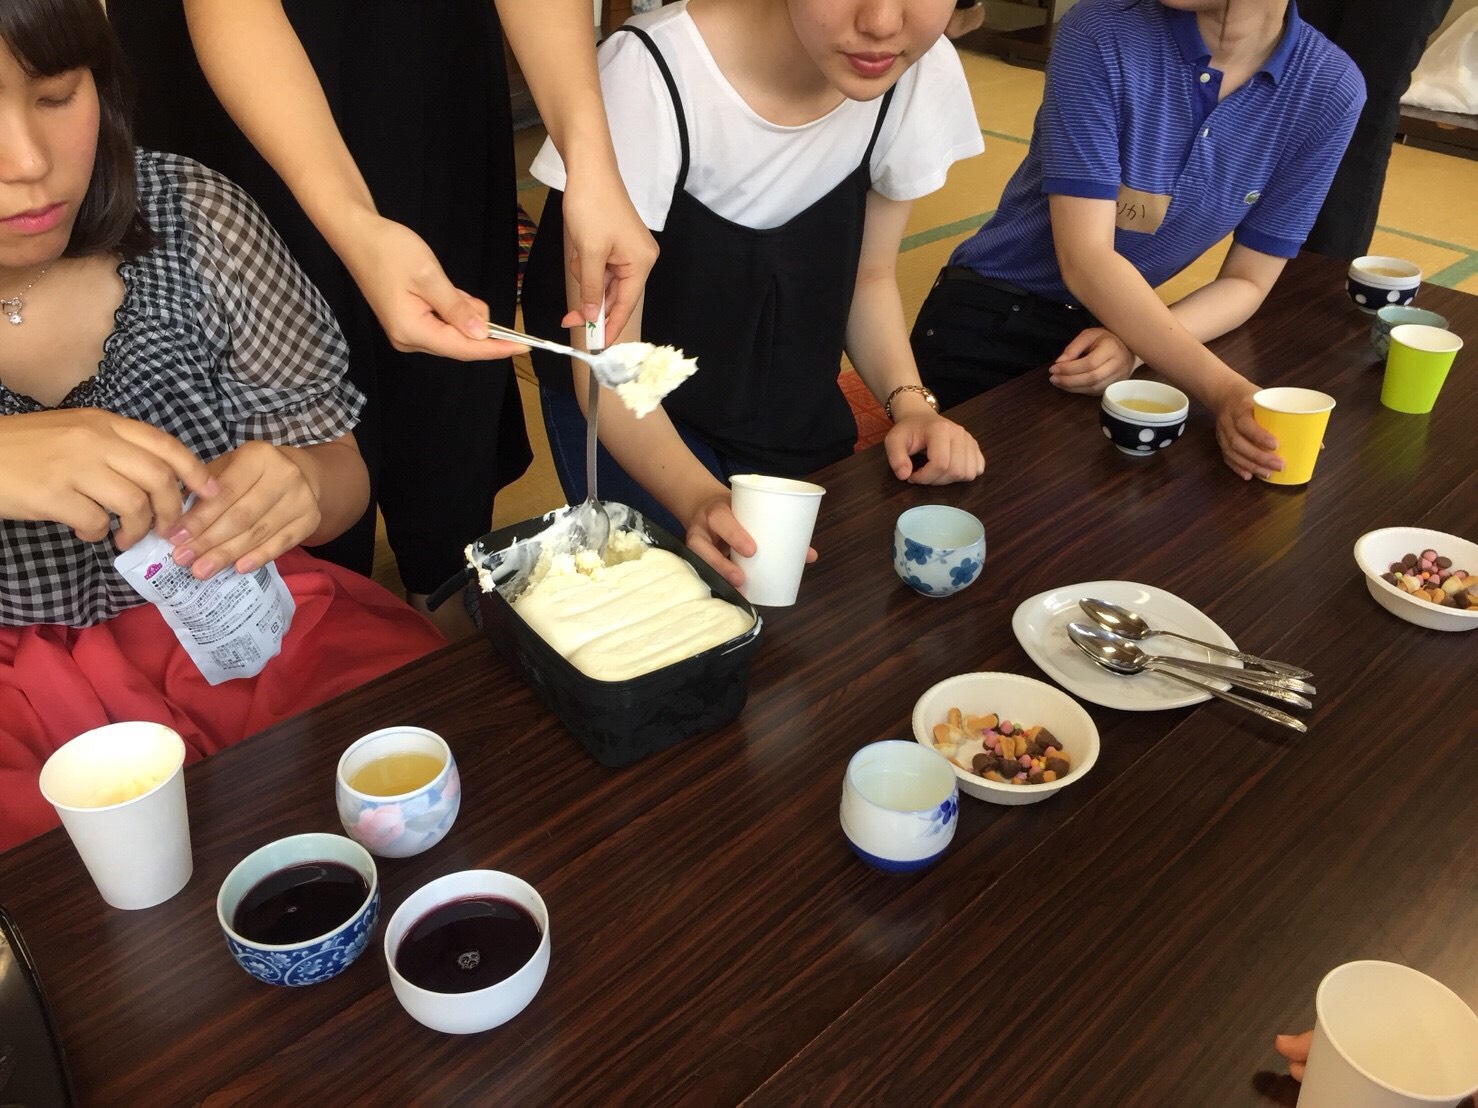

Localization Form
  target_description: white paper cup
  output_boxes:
[38,722,191,910]
[729,474,825,607]
[1298,961,1478,1108]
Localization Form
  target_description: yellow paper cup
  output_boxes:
[1252,387,1335,486]
[1381,324,1463,415]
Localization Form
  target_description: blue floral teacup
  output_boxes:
[217,832,379,987]
[336,726,460,859]
[893,505,985,598]
[840,740,958,873]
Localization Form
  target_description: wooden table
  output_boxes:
[3,254,1475,1106]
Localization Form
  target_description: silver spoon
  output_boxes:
[1079,598,1313,680]
[1065,624,1313,707]
[570,308,611,557]
[1134,654,1315,697]
[487,319,642,388]
[1066,623,1308,732]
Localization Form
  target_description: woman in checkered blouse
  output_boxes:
[0,0,445,851]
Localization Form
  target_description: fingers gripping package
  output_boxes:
[466,505,761,767]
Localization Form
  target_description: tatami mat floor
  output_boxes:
[371,49,1478,594]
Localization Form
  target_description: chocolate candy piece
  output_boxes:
[1027,769,1045,785]
[1436,555,1453,569]
[972,752,997,776]
[1402,552,1418,568]
[1037,729,1062,750]
[1046,754,1071,777]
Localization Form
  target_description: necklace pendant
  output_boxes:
[0,296,19,325]
[6,312,20,326]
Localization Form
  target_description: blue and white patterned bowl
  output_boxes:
[217,832,379,987]
[839,740,958,873]
[336,726,460,859]
[1370,305,1448,360]
[1346,256,1420,314]
[1100,379,1189,458]
[892,505,985,598]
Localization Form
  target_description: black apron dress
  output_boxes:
[110,0,530,592]
[524,25,894,496]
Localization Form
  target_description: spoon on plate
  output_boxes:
[1066,623,1308,732]
[1078,598,1313,680]
[1064,624,1313,706]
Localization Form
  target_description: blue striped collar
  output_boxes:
[1165,1,1300,85]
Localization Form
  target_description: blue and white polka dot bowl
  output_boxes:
[1099,379,1189,458]
[217,832,380,987]
[892,505,985,598]
[1346,255,1420,314]
[839,741,958,873]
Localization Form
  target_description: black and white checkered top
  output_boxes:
[0,151,364,628]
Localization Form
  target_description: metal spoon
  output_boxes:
[1066,623,1308,732]
[569,308,611,557]
[487,320,643,388]
[1065,624,1313,707]
[1136,654,1316,697]
[1079,598,1314,680]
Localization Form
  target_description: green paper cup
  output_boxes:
[1381,324,1463,414]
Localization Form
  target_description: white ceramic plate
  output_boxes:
[1012,581,1241,711]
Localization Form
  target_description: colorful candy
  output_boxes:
[1381,549,1478,610]
[931,708,1071,785]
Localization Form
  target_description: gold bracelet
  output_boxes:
[884,383,939,422]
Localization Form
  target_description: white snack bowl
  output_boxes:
[1352,527,1478,633]
[911,672,1100,806]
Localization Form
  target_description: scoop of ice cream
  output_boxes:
[606,343,699,418]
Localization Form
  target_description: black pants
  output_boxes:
[1299,0,1453,261]
[911,267,1097,412]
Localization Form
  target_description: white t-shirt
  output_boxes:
[530,1,984,231]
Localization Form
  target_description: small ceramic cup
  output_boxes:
[384,870,551,1034]
[1346,255,1420,314]
[892,505,985,598]
[1099,380,1190,457]
[839,740,958,873]
[217,832,379,987]
[1370,305,1448,360]
[336,726,460,859]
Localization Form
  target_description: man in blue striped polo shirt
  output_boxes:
[913,0,1363,481]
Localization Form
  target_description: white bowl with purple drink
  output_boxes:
[383,870,550,1034]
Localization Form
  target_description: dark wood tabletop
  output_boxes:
[2,253,1475,1107]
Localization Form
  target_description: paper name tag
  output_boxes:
[1115,185,1172,234]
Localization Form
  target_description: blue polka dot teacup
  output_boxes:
[1346,256,1420,314]
[892,505,985,599]
[1100,380,1189,458]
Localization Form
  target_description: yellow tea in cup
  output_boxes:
[1252,387,1336,486]
[347,750,445,796]
[1116,399,1177,414]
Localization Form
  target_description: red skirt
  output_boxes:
[0,548,445,852]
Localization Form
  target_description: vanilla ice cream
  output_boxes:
[606,343,699,418]
[511,546,752,681]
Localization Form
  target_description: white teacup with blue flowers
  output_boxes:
[840,740,959,873]
[893,505,985,598]
[336,726,460,859]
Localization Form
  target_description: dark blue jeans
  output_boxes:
[539,385,743,540]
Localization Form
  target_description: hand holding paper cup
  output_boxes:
[1251,387,1336,486]
[1296,961,1478,1108]
[1381,324,1463,415]
[728,474,825,607]
[39,722,192,910]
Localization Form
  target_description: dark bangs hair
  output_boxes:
[0,0,153,257]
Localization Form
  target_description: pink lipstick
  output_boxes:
[1,203,66,234]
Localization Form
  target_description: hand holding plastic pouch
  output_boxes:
[113,527,295,685]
